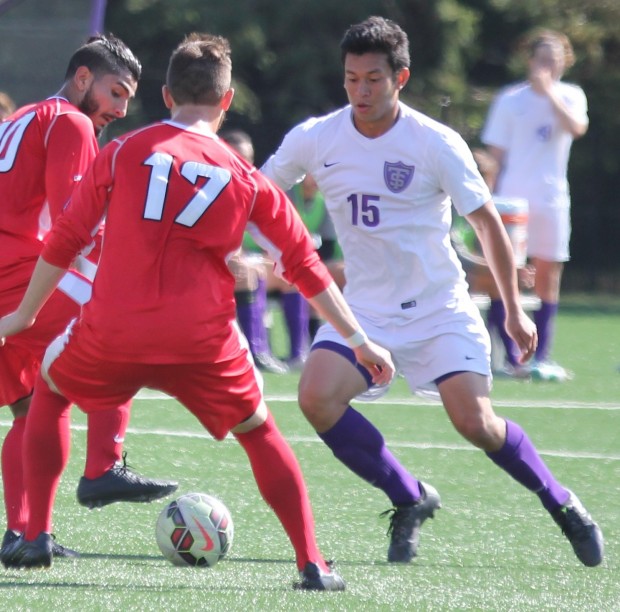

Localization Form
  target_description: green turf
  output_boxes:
[1,297,619,610]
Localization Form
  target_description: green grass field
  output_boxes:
[1,296,619,610]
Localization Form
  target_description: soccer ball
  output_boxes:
[155,492,234,567]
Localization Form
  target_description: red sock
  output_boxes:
[1,415,28,532]
[234,412,327,572]
[22,375,72,540]
[84,401,131,479]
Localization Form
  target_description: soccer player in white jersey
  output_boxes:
[482,29,588,381]
[261,16,603,567]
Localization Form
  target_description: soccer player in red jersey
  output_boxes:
[0,35,177,559]
[0,32,394,588]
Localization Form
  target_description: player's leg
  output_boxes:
[532,257,564,358]
[300,344,422,505]
[167,356,344,590]
[280,289,310,366]
[0,374,74,569]
[527,206,570,380]
[231,252,288,374]
[1,396,30,546]
[299,331,439,563]
[233,407,344,589]
[83,401,131,479]
[438,371,603,566]
[21,376,73,542]
[0,332,76,558]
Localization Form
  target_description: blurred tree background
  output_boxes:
[2,0,619,290]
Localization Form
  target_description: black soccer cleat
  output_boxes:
[293,561,346,591]
[552,490,604,567]
[0,529,19,555]
[1,532,53,569]
[1,529,78,559]
[76,452,178,509]
[381,481,442,563]
[50,534,79,558]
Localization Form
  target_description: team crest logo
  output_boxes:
[536,125,552,141]
[384,161,415,193]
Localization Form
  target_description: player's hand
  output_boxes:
[352,340,395,385]
[529,66,555,95]
[0,311,36,346]
[505,310,538,364]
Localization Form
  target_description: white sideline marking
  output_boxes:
[42,424,619,462]
[1,393,618,462]
[133,390,620,411]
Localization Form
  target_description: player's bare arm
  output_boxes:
[0,258,67,345]
[466,202,537,362]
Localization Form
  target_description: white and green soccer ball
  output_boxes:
[155,492,234,567]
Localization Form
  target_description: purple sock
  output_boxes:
[534,301,558,361]
[236,288,270,355]
[281,292,310,359]
[486,419,569,513]
[254,279,271,353]
[256,278,267,312]
[319,406,421,506]
[488,299,520,366]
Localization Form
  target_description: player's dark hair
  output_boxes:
[65,34,141,82]
[166,33,232,106]
[340,16,410,74]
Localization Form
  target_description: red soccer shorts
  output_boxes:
[45,327,264,441]
[0,270,91,406]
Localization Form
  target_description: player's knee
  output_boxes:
[452,413,501,449]
[297,381,343,428]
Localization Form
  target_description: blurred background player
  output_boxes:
[286,174,345,343]
[0,35,177,559]
[452,148,536,378]
[220,129,289,374]
[482,29,588,382]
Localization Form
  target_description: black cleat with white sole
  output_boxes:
[77,452,178,509]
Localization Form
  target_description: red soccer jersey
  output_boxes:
[43,120,332,363]
[0,97,98,268]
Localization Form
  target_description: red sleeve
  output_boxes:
[42,141,116,269]
[44,111,98,223]
[249,170,333,298]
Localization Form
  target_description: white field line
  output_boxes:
[2,392,618,462]
[133,390,620,411]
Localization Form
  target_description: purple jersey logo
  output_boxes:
[384,161,415,193]
[536,125,552,141]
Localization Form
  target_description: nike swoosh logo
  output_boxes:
[323,161,340,167]
[193,517,215,551]
[113,435,125,444]
[465,356,475,360]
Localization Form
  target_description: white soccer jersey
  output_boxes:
[481,81,588,211]
[262,102,492,331]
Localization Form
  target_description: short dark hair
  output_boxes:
[65,34,141,82]
[166,33,232,106]
[340,16,410,74]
